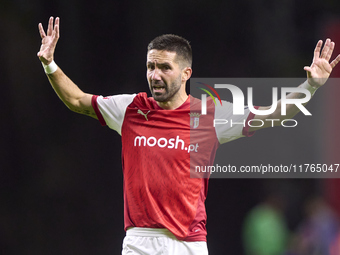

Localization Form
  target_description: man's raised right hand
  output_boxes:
[37,17,60,65]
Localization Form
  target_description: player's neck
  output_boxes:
[156,93,189,110]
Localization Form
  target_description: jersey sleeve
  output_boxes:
[214,100,257,144]
[91,94,136,135]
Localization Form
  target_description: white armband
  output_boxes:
[301,80,318,96]
[42,60,58,74]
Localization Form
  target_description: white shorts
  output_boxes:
[122,227,208,255]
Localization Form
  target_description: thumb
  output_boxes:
[37,50,43,57]
[304,66,312,72]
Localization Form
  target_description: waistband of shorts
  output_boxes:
[126,227,176,238]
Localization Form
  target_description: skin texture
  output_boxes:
[146,50,192,110]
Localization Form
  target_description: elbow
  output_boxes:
[64,100,82,114]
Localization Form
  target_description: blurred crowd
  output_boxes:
[243,193,340,255]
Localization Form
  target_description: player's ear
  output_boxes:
[182,67,192,82]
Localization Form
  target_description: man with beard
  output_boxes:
[37,17,340,255]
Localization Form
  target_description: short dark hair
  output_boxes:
[147,34,192,67]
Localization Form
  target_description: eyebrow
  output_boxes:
[146,61,172,67]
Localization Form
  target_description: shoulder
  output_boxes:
[129,92,161,110]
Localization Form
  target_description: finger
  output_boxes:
[47,16,53,36]
[55,17,60,27]
[304,66,312,73]
[38,23,46,38]
[51,24,60,47]
[313,40,323,62]
[325,41,335,62]
[37,47,47,58]
[320,38,331,59]
[37,50,46,58]
[51,29,58,47]
[54,17,60,39]
[330,54,340,69]
[53,25,59,41]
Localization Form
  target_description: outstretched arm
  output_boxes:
[37,17,97,119]
[249,38,340,132]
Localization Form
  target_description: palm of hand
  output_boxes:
[39,36,54,62]
[37,17,59,65]
[307,58,332,87]
[304,39,340,88]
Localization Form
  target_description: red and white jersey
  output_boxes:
[91,93,255,241]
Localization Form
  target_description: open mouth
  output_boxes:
[152,85,166,93]
[153,87,165,93]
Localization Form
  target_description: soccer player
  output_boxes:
[37,17,340,255]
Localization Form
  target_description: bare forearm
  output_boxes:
[47,67,82,105]
[251,81,317,130]
[271,85,315,123]
[45,66,96,117]
[249,39,340,132]
[38,17,96,118]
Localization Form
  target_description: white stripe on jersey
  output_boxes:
[96,94,136,135]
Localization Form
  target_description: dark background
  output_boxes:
[1,0,340,254]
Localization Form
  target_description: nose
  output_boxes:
[151,67,161,81]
